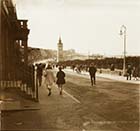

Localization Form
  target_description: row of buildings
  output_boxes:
[0,0,29,81]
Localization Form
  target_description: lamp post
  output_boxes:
[120,25,127,76]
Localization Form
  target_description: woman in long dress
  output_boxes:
[43,64,55,96]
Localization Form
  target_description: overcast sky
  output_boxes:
[15,0,140,56]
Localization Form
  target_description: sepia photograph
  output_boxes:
[0,0,140,131]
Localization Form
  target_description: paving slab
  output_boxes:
[0,88,40,111]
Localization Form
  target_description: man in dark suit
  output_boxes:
[89,63,97,86]
[126,65,132,80]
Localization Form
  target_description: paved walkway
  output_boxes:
[39,76,80,104]
[2,77,82,130]
[0,76,80,111]
[0,88,40,111]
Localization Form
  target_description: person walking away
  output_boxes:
[56,67,66,95]
[89,63,97,86]
[43,64,55,96]
[126,65,132,80]
[132,67,139,80]
[36,63,43,86]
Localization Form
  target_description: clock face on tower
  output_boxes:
[59,47,62,50]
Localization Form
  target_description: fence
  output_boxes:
[0,64,39,102]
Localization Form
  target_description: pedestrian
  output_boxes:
[56,67,66,95]
[132,67,139,80]
[36,63,44,86]
[72,65,75,72]
[43,64,55,96]
[126,65,132,80]
[89,63,97,86]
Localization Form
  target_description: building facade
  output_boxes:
[0,0,30,81]
[57,37,63,62]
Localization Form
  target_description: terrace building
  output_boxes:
[0,0,30,81]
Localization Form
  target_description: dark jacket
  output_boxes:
[56,71,65,84]
[89,66,97,76]
[127,67,132,74]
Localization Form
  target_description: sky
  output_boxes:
[15,0,140,56]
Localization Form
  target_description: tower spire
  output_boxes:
[59,36,62,43]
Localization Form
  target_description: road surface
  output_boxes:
[1,71,139,131]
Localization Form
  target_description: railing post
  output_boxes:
[34,65,39,102]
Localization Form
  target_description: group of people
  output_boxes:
[36,62,97,96]
[126,65,139,80]
[72,63,139,81]
[37,63,66,96]
[36,62,138,97]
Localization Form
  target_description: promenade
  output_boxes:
[1,68,139,111]
[1,68,139,131]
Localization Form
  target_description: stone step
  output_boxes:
[0,100,21,111]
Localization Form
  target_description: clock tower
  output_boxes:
[57,36,63,62]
